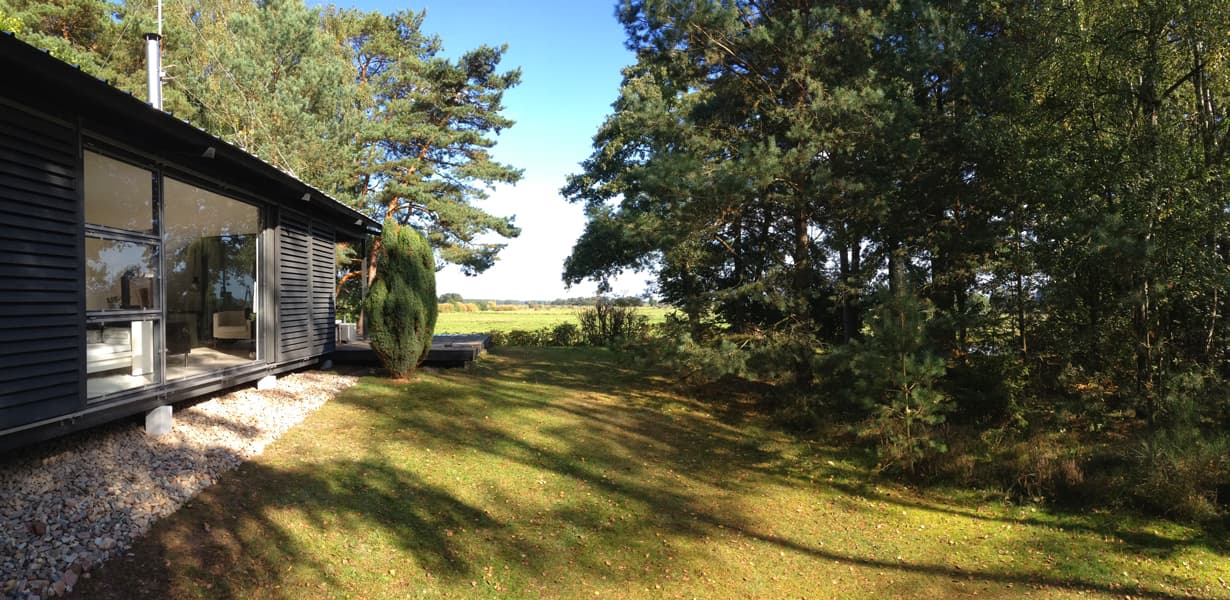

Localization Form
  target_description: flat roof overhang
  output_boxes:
[0,31,382,242]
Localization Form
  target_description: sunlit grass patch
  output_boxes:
[435,306,670,334]
[71,347,1230,599]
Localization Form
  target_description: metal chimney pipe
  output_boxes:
[143,33,162,110]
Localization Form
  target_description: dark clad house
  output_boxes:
[0,32,379,450]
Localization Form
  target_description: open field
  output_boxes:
[68,347,1229,599]
[435,306,671,334]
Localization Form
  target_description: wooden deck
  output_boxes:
[332,334,492,367]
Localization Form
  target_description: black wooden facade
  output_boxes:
[0,32,380,450]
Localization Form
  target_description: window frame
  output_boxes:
[82,147,164,400]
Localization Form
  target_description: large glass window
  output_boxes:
[164,178,260,379]
[86,319,159,398]
[84,151,155,234]
[83,150,161,400]
[85,238,158,311]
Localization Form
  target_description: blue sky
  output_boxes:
[319,0,649,301]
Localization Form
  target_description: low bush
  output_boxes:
[549,322,582,346]
[578,302,650,346]
[1125,370,1230,519]
[492,329,552,346]
[1130,430,1229,520]
[488,320,638,350]
[999,433,1088,503]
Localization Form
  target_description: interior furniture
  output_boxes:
[165,320,192,366]
[86,326,131,375]
[212,310,250,341]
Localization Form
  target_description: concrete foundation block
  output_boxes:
[145,405,172,436]
[256,375,277,390]
[319,359,334,371]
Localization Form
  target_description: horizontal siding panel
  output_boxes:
[0,191,77,217]
[2,278,78,293]
[0,263,78,280]
[0,302,77,317]
[0,362,78,390]
[0,157,75,190]
[0,324,77,343]
[0,171,76,200]
[0,146,76,178]
[0,316,80,331]
[309,224,335,357]
[0,396,79,430]
[0,109,74,146]
[0,356,75,378]
[1,226,75,246]
[277,215,339,362]
[0,209,78,236]
[2,348,78,369]
[0,134,75,170]
[5,290,79,304]
[0,105,81,431]
[0,336,77,357]
[0,238,77,258]
[279,212,312,360]
[0,381,78,407]
[1,252,80,269]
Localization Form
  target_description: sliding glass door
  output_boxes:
[163,178,261,380]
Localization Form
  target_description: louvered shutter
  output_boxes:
[0,109,83,428]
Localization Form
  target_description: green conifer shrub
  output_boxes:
[849,292,953,477]
[366,221,437,378]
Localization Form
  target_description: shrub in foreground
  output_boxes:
[367,221,437,378]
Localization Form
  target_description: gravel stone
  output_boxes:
[0,371,355,600]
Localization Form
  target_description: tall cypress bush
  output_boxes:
[366,221,437,378]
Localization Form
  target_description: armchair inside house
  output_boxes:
[212,310,250,342]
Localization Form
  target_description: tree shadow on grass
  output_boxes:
[66,348,1228,599]
[820,473,1229,562]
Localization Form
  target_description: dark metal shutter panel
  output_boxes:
[278,212,313,359]
[0,109,82,429]
[309,223,335,354]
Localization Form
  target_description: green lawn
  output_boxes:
[435,306,670,334]
[71,348,1229,599]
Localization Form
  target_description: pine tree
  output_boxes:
[848,290,953,476]
[1,0,132,83]
[327,8,523,276]
[163,0,362,198]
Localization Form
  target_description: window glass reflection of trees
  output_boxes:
[84,239,158,311]
[163,178,259,376]
[83,151,154,233]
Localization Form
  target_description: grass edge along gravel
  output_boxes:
[68,347,1230,599]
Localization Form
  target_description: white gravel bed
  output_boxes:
[0,370,356,599]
